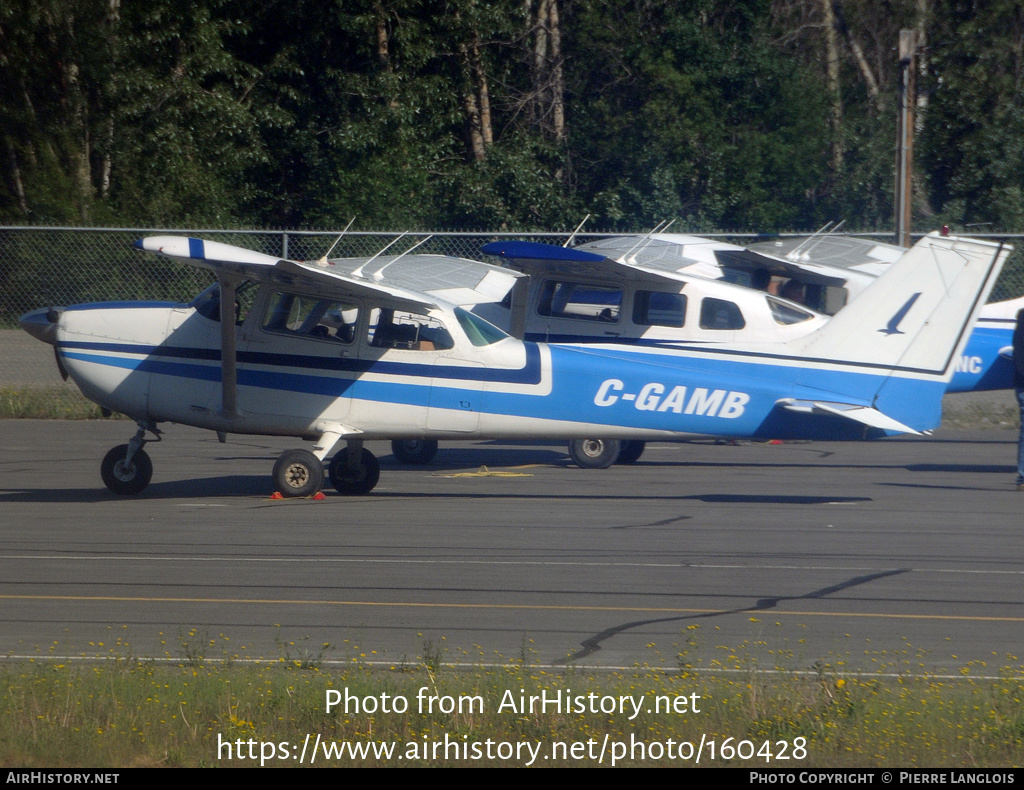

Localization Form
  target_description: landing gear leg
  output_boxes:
[329,440,380,495]
[101,421,159,495]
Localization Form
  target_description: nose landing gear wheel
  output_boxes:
[390,439,438,465]
[567,438,621,469]
[101,444,153,495]
[329,448,380,495]
[272,449,324,497]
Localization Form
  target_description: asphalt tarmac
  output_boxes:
[1,420,1022,675]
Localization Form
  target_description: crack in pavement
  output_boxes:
[558,568,908,664]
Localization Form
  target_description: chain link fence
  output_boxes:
[3,226,1024,393]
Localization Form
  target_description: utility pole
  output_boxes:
[894,29,918,248]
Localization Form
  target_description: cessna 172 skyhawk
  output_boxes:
[18,232,1008,496]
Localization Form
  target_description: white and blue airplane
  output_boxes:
[470,230,1019,467]
[18,232,1008,496]
[481,230,1021,394]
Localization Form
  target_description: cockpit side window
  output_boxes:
[699,298,745,330]
[368,308,454,351]
[191,280,258,324]
[537,280,622,322]
[633,291,686,327]
[261,292,359,343]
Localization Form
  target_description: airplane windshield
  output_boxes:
[455,308,509,346]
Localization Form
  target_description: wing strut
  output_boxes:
[508,275,531,340]
[218,275,239,420]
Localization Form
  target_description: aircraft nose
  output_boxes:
[18,307,61,345]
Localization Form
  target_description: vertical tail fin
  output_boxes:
[793,233,1009,376]
[783,233,1009,433]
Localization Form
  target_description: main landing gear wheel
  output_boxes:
[272,449,324,497]
[391,439,438,465]
[101,444,153,495]
[616,440,646,465]
[567,438,621,469]
[329,448,380,495]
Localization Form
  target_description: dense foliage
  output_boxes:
[1,0,1020,232]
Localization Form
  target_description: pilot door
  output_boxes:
[238,288,359,428]
[351,307,482,435]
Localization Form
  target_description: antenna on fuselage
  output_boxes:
[351,232,409,278]
[563,214,591,248]
[786,220,844,261]
[316,217,357,265]
[617,218,676,263]
[370,234,434,280]
[798,219,845,261]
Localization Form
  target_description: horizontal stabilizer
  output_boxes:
[777,398,922,435]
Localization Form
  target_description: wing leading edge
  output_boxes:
[135,236,520,313]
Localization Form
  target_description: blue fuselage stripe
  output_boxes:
[58,340,544,385]
[59,336,946,437]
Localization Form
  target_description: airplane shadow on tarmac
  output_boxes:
[1,445,1012,503]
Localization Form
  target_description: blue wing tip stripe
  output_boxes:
[481,240,606,263]
[188,238,205,260]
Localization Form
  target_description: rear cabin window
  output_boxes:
[367,308,454,351]
[537,281,622,322]
[699,298,745,330]
[633,291,686,327]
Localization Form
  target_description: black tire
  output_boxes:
[616,440,646,465]
[390,439,438,465]
[567,438,620,469]
[272,449,324,497]
[329,449,381,495]
[101,444,153,495]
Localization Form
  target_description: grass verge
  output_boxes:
[2,635,1022,768]
[0,387,123,419]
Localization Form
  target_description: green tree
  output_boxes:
[921,0,1024,232]
[567,0,829,231]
